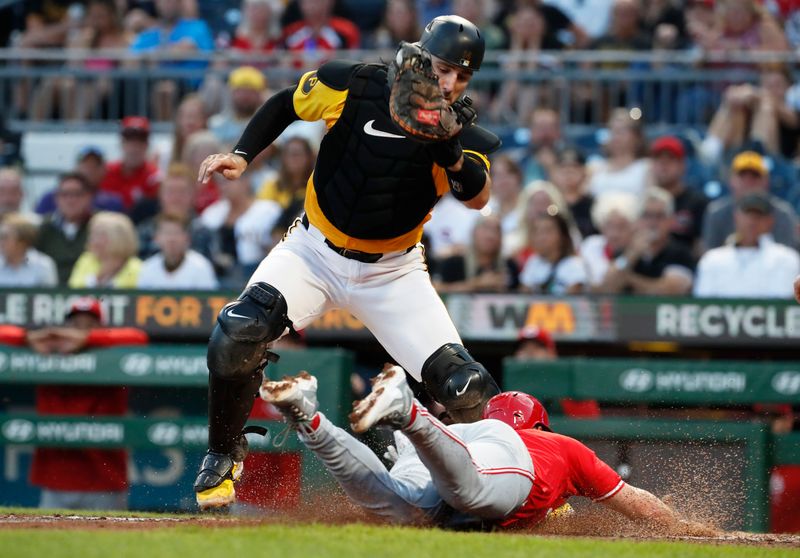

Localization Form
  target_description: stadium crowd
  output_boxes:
[1,0,800,297]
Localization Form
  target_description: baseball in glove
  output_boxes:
[389,42,461,142]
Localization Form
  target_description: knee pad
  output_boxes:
[207,282,292,379]
[420,343,500,424]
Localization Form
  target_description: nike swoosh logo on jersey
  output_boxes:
[226,308,250,319]
[363,119,406,139]
[455,377,473,397]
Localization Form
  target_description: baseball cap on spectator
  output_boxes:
[76,145,105,163]
[737,191,773,215]
[228,66,267,91]
[121,116,150,140]
[731,151,767,176]
[66,296,104,322]
[556,146,586,166]
[517,325,555,351]
[650,136,685,159]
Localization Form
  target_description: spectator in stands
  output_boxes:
[279,0,360,51]
[209,67,268,147]
[12,1,81,118]
[369,0,420,49]
[581,192,638,290]
[17,0,76,50]
[69,211,142,288]
[134,162,209,257]
[514,325,557,360]
[508,180,576,267]
[182,130,223,213]
[518,207,588,294]
[717,66,800,163]
[100,117,161,211]
[702,151,799,250]
[695,192,800,298]
[550,146,597,239]
[693,0,788,56]
[0,167,24,220]
[452,0,506,56]
[137,214,217,289]
[0,213,58,287]
[650,136,709,255]
[434,215,520,293]
[570,0,649,119]
[129,0,214,120]
[642,0,687,49]
[39,0,132,121]
[515,107,563,184]
[199,174,281,288]
[590,0,649,52]
[425,193,481,262]
[494,0,589,48]
[587,108,651,197]
[593,188,695,295]
[230,0,279,53]
[489,3,563,126]
[0,296,148,510]
[513,324,602,418]
[160,94,208,171]
[256,136,314,242]
[36,147,125,215]
[487,155,523,248]
[36,173,95,284]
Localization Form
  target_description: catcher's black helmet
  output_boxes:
[418,15,484,71]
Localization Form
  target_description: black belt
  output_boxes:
[301,215,413,264]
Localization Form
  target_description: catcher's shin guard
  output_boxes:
[197,283,290,508]
[421,343,500,423]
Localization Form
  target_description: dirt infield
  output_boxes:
[1,511,798,548]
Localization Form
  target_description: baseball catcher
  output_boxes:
[193,15,503,511]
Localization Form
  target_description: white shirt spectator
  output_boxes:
[200,199,282,265]
[137,250,219,290]
[519,254,588,294]
[694,235,800,298]
[0,249,58,287]
[580,234,612,286]
[588,158,650,197]
[426,193,481,258]
[543,0,613,39]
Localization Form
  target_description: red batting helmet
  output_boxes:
[482,391,551,432]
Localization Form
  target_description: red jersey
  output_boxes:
[280,17,361,51]
[500,429,624,528]
[0,326,148,492]
[230,35,277,52]
[100,160,161,209]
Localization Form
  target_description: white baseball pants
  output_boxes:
[298,408,535,525]
[247,219,462,379]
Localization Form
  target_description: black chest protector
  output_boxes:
[312,64,440,240]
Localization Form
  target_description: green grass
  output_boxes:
[0,509,797,558]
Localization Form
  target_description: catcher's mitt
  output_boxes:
[389,42,460,142]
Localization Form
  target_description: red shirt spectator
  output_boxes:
[100,116,161,209]
[279,0,360,51]
[0,297,148,500]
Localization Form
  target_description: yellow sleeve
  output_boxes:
[67,252,96,288]
[114,258,142,289]
[292,70,348,129]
